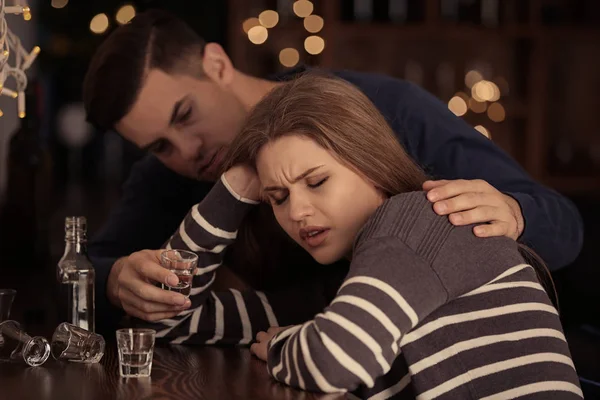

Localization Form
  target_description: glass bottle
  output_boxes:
[57,216,95,332]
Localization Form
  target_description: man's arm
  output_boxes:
[88,155,211,333]
[393,81,583,270]
[89,155,211,257]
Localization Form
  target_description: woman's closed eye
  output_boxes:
[268,177,328,206]
[307,177,328,188]
[271,194,288,206]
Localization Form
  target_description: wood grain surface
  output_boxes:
[0,343,347,400]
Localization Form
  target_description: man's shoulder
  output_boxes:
[331,69,418,101]
[275,67,440,131]
[329,69,443,133]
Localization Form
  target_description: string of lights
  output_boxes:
[0,0,39,118]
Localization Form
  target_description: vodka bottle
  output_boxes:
[57,216,95,332]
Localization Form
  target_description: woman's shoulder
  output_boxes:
[357,190,525,298]
[359,191,444,240]
[359,190,521,263]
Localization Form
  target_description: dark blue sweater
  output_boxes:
[89,68,583,333]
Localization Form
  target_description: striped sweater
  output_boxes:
[146,175,582,399]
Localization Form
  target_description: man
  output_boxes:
[83,10,583,334]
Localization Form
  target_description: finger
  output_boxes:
[427,179,491,202]
[422,180,449,191]
[250,343,268,361]
[256,331,269,343]
[473,222,511,238]
[120,288,191,314]
[131,253,180,287]
[267,326,281,334]
[447,205,505,226]
[122,304,183,322]
[433,192,501,216]
[121,278,188,306]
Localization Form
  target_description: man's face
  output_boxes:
[116,69,247,181]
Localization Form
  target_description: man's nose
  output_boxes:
[176,134,203,162]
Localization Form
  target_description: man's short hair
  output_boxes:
[82,9,206,131]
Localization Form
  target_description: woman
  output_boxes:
[152,74,581,399]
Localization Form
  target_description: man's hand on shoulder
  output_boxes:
[107,250,192,321]
[423,179,525,240]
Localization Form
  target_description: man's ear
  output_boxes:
[202,42,235,86]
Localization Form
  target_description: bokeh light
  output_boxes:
[304,35,325,55]
[279,48,300,67]
[259,10,279,28]
[90,14,109,34]
[248,26,268,45]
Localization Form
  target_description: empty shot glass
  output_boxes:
[160,249,198,297]
[51,322,105,363]
[0,289,16,346]
[116,328,156,378]
[0,320,50,367]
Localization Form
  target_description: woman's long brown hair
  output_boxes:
[223,72,558,309]
[225,72,427,195]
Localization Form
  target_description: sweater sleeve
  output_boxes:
[134,175,339,345]
[88,156,212,335]
[264,193,520,393]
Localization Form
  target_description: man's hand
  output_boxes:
[423,179,524,240]
[250,326,292,362]
[107,250,191,321]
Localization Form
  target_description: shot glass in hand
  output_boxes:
[160,249,198,297]
[0,320,50,367]
[0,289,16,347]
[51,322,105,363]
[116,328,156,378]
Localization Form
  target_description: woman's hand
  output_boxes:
[224,165,262,202]
[250,326,292,361]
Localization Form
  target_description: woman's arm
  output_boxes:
[263,192,524,393]
[145,172,260,344]
[265,239,438,393]
[134,170,343,345]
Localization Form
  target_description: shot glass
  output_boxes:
[0,320,50,367]
[116,328,156,378]
[51,322,105,363]
[0,289,16,346]
[160,249,198,297]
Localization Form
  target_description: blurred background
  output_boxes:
[0,0,598,394]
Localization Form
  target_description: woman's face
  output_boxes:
[256,135,385,264]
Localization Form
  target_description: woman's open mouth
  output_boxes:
[299,227,330,248]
